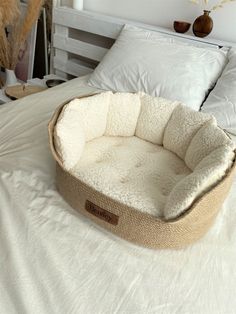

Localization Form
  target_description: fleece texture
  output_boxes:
[136,93,180,144]
[54,92,235,219]
[73,136,191,217]
[163,104,215,159]
[185,120,235,170]
[165,145,235,219]
[54,107,85,171]
[105,92,141,136]
[54,92,111,170]
[67,92,111,142]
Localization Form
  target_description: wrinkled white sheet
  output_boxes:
[0,75,236,314]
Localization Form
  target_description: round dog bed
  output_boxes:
[48,92,236,249]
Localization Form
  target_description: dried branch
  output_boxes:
[189,0,236,10]
[211,0,236,10]
[0,0,44,70]
[0,0,20,26]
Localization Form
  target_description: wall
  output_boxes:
[80,0,236,43]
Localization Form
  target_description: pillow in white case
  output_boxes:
[88,24,227,111]
[201,47,236,135]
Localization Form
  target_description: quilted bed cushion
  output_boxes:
[54,92,235,220]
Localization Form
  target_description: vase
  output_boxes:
[4,69,18,87]
[193,10,213,38]
[73,0,83,10]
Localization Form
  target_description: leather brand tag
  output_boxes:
[85,200,119,226]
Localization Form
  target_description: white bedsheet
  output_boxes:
[0,75,236,314]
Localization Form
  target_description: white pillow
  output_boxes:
[201,47,236,135]
[88,24,227,111]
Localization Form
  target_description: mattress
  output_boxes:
[0,75,236,313]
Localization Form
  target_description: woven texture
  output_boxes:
[48,95,236,249]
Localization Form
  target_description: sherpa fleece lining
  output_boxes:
[54,92,235,220]
[73,136,191,218]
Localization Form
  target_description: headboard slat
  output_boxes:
[52,6,235,78]
[53,34,108,62]
[54,57,94,78]
[53,7,122,39]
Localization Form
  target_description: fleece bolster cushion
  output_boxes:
[54,106,85,171]
[163,104,214,159]
[54,92,111,170]
[164,145,235,219]
[68,92,111,142]
[105,92,141,136]
[135,93,179,145]
[185,120,235,170]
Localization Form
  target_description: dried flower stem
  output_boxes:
[189,0,236,10]
[0,0,44,70]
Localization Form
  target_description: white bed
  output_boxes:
[1,6,236,312]
[0,75,236,314]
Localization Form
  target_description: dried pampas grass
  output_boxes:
[0,0,20,26]
[211,0,236,10]
[19,0,44,44]
[0,0,20,68]
[0,0,44,70]
[189,0,236,10]
[0,18,10,68]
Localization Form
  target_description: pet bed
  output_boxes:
[48,92,236,249]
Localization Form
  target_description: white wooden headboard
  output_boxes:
[52,6,235,79]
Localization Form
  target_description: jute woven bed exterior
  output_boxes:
[48,95,236,249]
